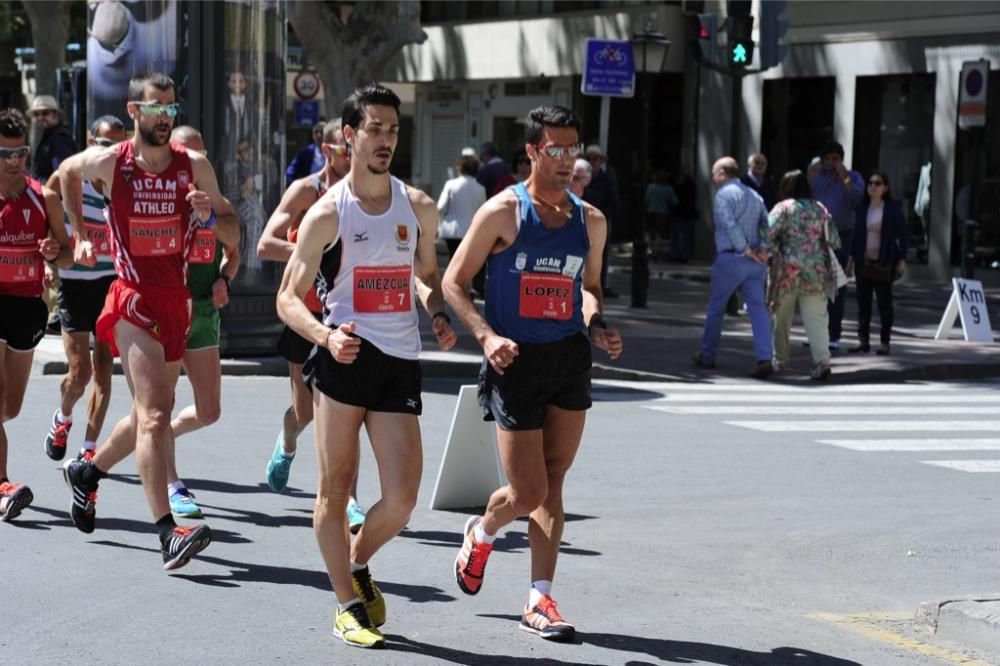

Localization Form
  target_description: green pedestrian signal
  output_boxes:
[726,13,754,68]
[732,43,747,63]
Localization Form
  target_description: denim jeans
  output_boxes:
[699,252,772,362]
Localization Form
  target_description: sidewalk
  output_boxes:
[32,248,1000,383]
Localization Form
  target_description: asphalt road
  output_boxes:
[3,375,999,665]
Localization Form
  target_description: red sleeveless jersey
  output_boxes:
[107,141,196,289]
[0,177,50,297]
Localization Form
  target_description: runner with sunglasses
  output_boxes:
[58,72,239,570]
[43,115,127,465]
[0,108,73,522]
[162,125,241,519]
[443,105,622,641]
[256,120,370,523]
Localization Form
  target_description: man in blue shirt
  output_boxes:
[285,122,326,185]
[809,141,863,349]
[693,156,773,379]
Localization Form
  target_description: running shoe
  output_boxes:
[520,594,576,642]
[169,488,203,519]
[62,459,97,533]
[161,524,213,571]
[266,433,294,492]
[351,566,386,627]
[333,603,385,649]
[44,411,71,461]
[454,515,493,595]
[0,481,34,522]
[347,499,366,535]
[76,448,95,463]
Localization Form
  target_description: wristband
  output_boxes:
[202,210,217,228]
[587,316,608,337]
[432,311,451,325]
[220,274,231,292]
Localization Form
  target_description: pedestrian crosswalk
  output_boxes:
[641,381,1000,474]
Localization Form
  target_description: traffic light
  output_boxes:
[759,0,790,70]
[727,14,754,67]
[686,12,718,65]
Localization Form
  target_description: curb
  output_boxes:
[916,596,1000,656]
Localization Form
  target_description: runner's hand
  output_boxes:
[592,327,623,360]
[44,262,55,288]
[186,183,213,222]
[212,277,229,308]
[484,335,518,375]
[327,321,361,364]
[38,237,60,262]
[72,238,96,267]
[432,316,457,351]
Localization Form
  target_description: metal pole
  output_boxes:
[730,71,742,157]
[631,68,651,308]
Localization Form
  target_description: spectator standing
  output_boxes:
[809,141,863,350]
[438,153,486,258]
[582,144,620,297]
[741,153,774,211]
[28,95,77,182]
[646,169,678,259]
[569,158,591,198]
[692,157,773,379]
[767,170,839,380]
[848,171,908,356]
[476,141,512,197]
[285,121,326,185]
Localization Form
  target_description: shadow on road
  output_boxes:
[396,527,601,557]
[385,634,605,665]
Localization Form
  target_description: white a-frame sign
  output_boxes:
[934,278,995,342]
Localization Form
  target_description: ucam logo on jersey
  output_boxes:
[177,170,190,188]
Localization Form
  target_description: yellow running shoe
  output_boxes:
[333,603,385,649]
[351,566,387,627]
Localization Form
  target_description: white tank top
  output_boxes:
[320,175,421,360]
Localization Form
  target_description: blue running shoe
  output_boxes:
[347,498,367,535]
[266,433,295,492]
[169,488,202,519]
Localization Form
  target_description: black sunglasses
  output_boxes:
[867,180,884,186]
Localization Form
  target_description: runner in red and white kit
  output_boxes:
[58,72,239,570]
[0,108,73,522]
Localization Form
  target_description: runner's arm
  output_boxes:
[190,153,239,247]
[57,146,116,241]
[46,171,62,198]
[277,196,339,346]
[582,204,622,359]
[410,188,457,350]
[257,180,310,262]
[42,187,73,268]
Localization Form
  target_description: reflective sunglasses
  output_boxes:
[0,146,30,160]
[324,143,349,157]
[134,102,181,117]
[867,180,884,186]
[535,142,584,159]
[93,138,117,147]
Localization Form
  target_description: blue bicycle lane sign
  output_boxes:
[581,38,635,97]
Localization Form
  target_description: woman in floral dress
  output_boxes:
[767,170,840,380]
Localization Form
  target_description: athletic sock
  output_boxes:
[474,520,496,544]
[530,580,553,605]
[80,462,107,489]
[156,514,178,544]
[82,440,96,452]
[338,597,362,614]
[167,481,186,496]
[56,409,71,424]
[350,560,366,573]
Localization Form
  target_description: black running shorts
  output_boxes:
[57,276,115,334]
[478,332,592,431]
[0,294,48,352]
[306,336,422,415]
[277,312,324,365]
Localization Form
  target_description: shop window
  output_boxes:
[853,74,935,263]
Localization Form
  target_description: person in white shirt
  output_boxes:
[437,154,486,258]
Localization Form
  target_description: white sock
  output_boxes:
[338,597,362,613]
[531,580,553,605]
[349,560,366,573]
[82,440,96,452]
[474,520,496,544]
[56,409,71,424]
[167,481,186,495]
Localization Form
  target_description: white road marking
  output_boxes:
[816,438,1000,451]
[648,405,1000,415]
[920,460,1000,472]
[725,420,1000,432]
[657,394,1000,403]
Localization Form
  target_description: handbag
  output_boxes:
[824,221,848,289]
[861,258,892,283]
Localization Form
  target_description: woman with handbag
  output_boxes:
[848,172,908,355]
[767,170,840,380]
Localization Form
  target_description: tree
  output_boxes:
[20,0,71,96]
[287,0,426,117]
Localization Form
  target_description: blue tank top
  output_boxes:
[484,182,590,343]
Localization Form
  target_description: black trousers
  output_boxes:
[855,273,894,345]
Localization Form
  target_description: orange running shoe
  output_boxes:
[520,594,575,642]
[0,481,34,522]
[454,516,493,595]
[45,411,72,461]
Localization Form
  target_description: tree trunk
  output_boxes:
[21,0,71,97]
[287,0,426,119]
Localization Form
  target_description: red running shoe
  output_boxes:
[520,594,575,642]
[454,516,493,595]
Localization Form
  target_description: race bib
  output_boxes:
[0,246,42,283]
[519,272,573,320]
[353,265,411,314]
[84,222,112,256]
[188,228,217,264]
[129,215,182,257]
